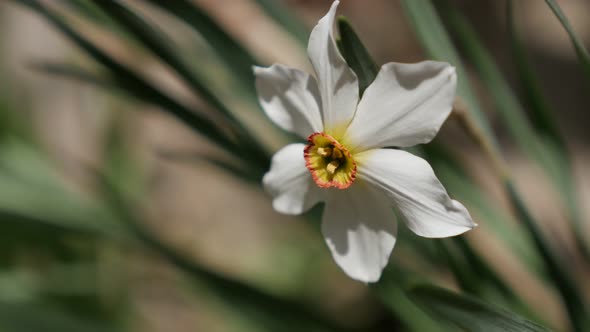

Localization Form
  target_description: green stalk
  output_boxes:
[402,0,589,329]
[508,0,588,259]
[543,0,590,84]
[15,0,240,155]
[90,0,270,172]
[505,182,589,331]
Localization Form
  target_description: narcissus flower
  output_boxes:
[254,1,476,282]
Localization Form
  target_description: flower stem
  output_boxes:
[451,99,507,181]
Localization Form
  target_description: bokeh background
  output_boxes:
[0,0,589,331]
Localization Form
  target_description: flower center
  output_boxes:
[304,132,356,189]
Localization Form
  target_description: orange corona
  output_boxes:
[304,132,357,189]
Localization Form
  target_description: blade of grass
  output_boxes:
[15,0,244,163]
[425,145,541,274]
[373,271,450,332]
[400,0,497,149]
[253,0,309,45]
[337,17,378,97]
[508,0,587,257]
[409,285,551,332]
[439,1,578,217]
[507,1,564,146]
[88,0,269,171]
[61,0,128,39]
[98,172,349,332]
[453,98,590,332]
[142,0,257,94]
[0,301,117,332]
[36,62,265,183]
[438,5,590,330]
[89,1,237,127]
[543,0,590,84]
[505,181,589,331]
[0,140,122,236]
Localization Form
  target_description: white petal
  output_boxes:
[254,65,323,138]
[307,1,359,136]
[322,183,397,283]
[263,144,323,215]
[356,149,476,238]
[345,61,457,151]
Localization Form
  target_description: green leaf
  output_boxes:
[89,1,238,126]
[504,182,590,331]
[507,1,564,146]
[157,150,261,184]
[508,0,587,256]
[424,145,542,274]
[543,0,590,84]
[438,1,568,199]
[142,0,257,93]
[409,285,552,332]
[98,170,344,332]
[337,17,378,97]
[253,0,309,45]
[89,0,269,171]
[400,0,497,148]
[31,62,113,90]
[438,4,590,329]
[15,0,242,161]
[374,275,450,332]
[0,301,117,332]
[0,140,121,237]
[61,0,128,39]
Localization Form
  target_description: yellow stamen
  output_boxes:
[326,160,340,174]
[304,132,357,189]
[317,146,332,157]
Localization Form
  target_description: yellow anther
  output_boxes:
[326,160,340,174]
[305,132,357,189]
[317,146,332,157]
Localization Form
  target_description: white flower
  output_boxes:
[254,1,476,283]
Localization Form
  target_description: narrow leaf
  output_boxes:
[337,17,378,97]
[400,0,497,148]
[544,0,590,83]
[374,276,449,332]
[142,0,257,92]
[253,0,309,45]
[98,171,344,332]
[507,1,564,145]
[438,4,590,329]
[508,0,587,256]
[0,301,116,332]
[410,285,552,332]
[90,1,238,124]
[505,182,590,331]
[15,0,241,159]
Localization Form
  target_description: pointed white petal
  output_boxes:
[254,65,323,138]
[307,1,359,136]
[322,184,397,283]
[263,144,323,215]
[345,61,457,150]
[357,148,476,238]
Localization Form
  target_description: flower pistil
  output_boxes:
[304,132,356,189]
